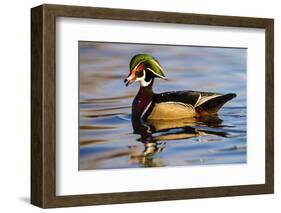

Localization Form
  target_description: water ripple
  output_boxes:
[79,42,247,170]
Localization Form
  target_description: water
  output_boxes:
[79,42,247,170]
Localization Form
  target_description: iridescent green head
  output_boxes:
[124,54,166,87]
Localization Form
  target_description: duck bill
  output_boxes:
[124,70,136,86]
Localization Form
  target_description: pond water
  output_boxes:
[79,42,247,170]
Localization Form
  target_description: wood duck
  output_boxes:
[124,54,236,121]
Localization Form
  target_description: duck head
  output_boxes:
[124,54,167,87]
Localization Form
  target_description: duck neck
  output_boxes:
[139,78,154,94]
[132,79,154,119]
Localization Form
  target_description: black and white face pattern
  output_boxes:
[135,69,154,87]
[131,64,155,87]
[130,62,156,87]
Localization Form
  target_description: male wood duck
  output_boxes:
[124,54,236,121]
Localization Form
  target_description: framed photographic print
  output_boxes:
[31,4,274,208]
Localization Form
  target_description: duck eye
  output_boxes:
[136,64,143,71]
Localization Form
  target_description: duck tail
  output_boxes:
[195,93,236,116]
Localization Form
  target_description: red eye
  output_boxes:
[136,64,143,71]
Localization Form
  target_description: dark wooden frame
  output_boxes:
[31,4,274,208]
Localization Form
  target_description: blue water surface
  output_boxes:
[79,42,247,170]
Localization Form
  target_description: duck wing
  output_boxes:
[154,90,236,115]
[143,91,236,119]
[153,90,200,106]
[153,90,223,107]
[195,93,236,115]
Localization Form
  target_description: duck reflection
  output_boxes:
[129,115,229,167]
